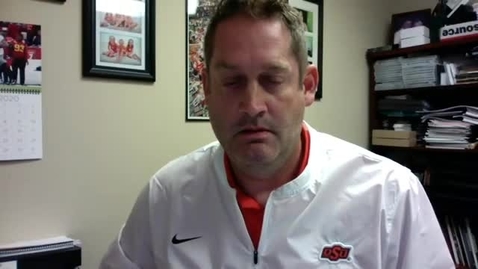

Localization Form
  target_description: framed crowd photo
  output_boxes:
[82,0,156,82]
[288,0,324,100]
[186,0,218,121]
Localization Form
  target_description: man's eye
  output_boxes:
[222,78,242,88]
[224,81,238,86]
[268,78,282,84]
[262,76,283,87]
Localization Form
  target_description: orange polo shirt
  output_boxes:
[224,123,311,249]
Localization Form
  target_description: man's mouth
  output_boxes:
[239,127,270,133]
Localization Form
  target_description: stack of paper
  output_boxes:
[443,60,478,85]
[453,106,478,125]
[418,105,478,149]
[424,118,473,149]
[0,236,80,259]
[374,55,441,90]
[374,57,404,91]
[401,55,440,88]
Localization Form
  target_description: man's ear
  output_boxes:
[303,65,319,106]
[201,67,210,97]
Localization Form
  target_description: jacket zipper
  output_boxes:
[253,193,273,267]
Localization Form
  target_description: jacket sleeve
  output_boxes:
[383,170,455,269]
[99,181,158,269]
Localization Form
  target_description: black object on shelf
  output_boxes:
[0,246,81,269]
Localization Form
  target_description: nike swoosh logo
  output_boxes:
[171,234,202,244]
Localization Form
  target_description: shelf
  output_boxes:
[374,83,478,97]
[371,145,478,155]
[366,36,478,61]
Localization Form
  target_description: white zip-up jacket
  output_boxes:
[100,123,455,269]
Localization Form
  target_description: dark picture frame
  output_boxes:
[82,0,156,82]
[185,0,216,121]
[289,0,324,101]
[391,9,431,46]
[185,0,323,122]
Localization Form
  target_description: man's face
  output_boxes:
[202,14,317,169]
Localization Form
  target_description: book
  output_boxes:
[0,236,79,259]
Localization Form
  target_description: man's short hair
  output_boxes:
[203,0,308,79]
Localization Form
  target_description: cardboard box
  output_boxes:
[394,26,430,45]
[399,26,430,39]
[372,130,416,139]
[372,130,417,147]
[372,137,417,147]
[400,35,430,48]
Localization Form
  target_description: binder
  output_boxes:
[0,236,81,269]
[0,86,43,161]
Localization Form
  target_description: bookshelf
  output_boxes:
[372,144,478,154]
[373,83,478,97]
[367,37,478,269]
[367,35,478,61]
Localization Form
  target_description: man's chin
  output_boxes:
[234,146,277,165]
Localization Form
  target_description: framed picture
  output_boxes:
[391,9,431,46]
[0,21,42,87]
[82,0,156,82]
[185,0,323,122]
[186,0,217,121]
[289,0,324,100]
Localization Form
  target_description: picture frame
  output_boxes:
[185,0,323,122]
[288,0,324,101]
[0,21,42,87]
[185,0,216,121]
[391,9,432,46]
[82,0,156,82]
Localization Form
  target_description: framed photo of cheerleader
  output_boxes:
[288,0,323,100]
[82,0,156,82]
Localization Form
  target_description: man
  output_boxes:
[0,32,5,84]
[31,29,41,47]
[0,32,12,85]
[11,33,29,85]
[100,0,454,268]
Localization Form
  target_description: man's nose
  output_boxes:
[238,81,267,117]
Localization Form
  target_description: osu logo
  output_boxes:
[320,243,353,263]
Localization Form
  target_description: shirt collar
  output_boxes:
[224,122,311,199]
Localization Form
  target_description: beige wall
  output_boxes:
[0,0,390,268]
[390,0,437,13]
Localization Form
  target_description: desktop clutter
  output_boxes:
[0,236,82,269]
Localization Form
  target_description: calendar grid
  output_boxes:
[0,86,42,161]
